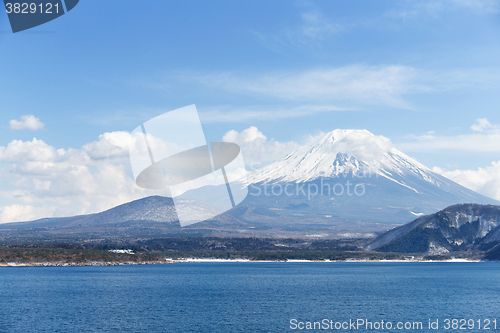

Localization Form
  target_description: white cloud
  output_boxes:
[0,127,296,223]
[471,118,496,132]
[0,204,55,224]
[398,133,500,152]
[400,118,500,201]
[433,161,500,201]
[222,126,299,168]
[82,131,133,159]
[9,115,45,131]
[0,138,58,163]
[397,118,500,153]
[0,132,172,223]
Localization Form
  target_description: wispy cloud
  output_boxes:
[253,0,499,52]
[134,65,500,124]
[185,65,424,109]
[451,0,499,12]
[386,0,499,20]
[250,10,344,51]
[289,11,344,45]
[199,105,347,123]
[397,118,500,153]
[175,66,499,110]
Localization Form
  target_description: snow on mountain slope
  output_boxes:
[247,129,436,186]
[368,204,500,253]
[245,129,486,201]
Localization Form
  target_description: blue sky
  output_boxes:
[1,0,500,222]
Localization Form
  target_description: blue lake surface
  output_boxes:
[1,262,500,332]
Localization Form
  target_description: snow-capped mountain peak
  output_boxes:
[238,128,498,229]
[246,129,435,186]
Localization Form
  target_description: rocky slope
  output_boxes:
[367,204,500,254]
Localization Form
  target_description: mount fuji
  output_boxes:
[230,129,498,235]
[2,129,496,241]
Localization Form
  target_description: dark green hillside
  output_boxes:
[0,248,161,265]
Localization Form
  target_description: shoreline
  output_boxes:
[1,258,490,267]
[0,260,173,267]
[169,258,483,263]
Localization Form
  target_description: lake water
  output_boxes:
[1,262,499,332]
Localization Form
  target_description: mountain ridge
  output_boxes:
[247,129,437,185]
[237,129,498,229]
[368,203,500,254]
[1,129,498,240]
